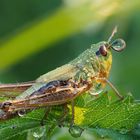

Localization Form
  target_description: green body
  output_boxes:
[17,41,112,99]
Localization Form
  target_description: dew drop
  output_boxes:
[73,89,78,94]
[137,123,140,128]
[132,123,140,136]
[89,88,103,96]
[82,110,86,113]
[100,134,105,138]
[69,125,84,138]
[111,39,126,52]
[131,104,135,107]
[89,83,103,96]
[17,110,26,117]
[33,126,46,138]
[119,127,129,134]
[11,125,17,129]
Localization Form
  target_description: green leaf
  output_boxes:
[0,93,140,139]
[74,93,140,131]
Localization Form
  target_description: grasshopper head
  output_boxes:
[95,38,126,57]
[94,27,126,79]
[95,26,126,57]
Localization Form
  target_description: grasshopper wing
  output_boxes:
[16,64,78,99]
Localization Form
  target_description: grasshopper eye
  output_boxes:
[99,45,107,56]
[111,39,126,52]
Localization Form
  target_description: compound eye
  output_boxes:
[99,45,107,56]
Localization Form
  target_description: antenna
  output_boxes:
[108,26,118,43]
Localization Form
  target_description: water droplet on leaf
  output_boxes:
[33,126,46,138]
[11,125,17,129]
[132,123,140,136]
[137,123,140,128]
[100,134,105,138]
[69,125,83,138]
[82,110,86,113]
[119,127,129,134]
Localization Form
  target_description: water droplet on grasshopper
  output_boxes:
[17,110,26,117]
[89,83,103,96]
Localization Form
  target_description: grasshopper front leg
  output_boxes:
[95,77,124,100]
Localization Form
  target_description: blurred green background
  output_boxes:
[0,0,140,139]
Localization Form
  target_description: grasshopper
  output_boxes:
[0,27,126,124]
